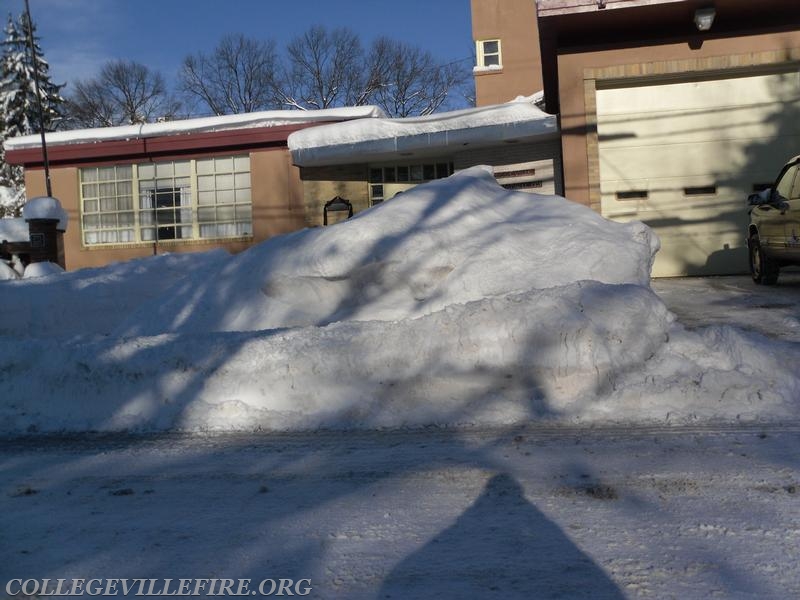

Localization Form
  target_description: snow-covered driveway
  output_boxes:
[652,272,800,342]
[2,425,799,599]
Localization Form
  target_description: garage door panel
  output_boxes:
[597,72,800,276]
[606,208,749,277]
[602,181,752,218]
[598,106,800,150]
[649,223,748,277]
[597,72,800,115]
[600,134,800,180]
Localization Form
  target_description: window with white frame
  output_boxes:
[138,161,192,241]
[79,155,252,246]
[476,39,502,68]
[80,165,135,244]
[196,156,252,239]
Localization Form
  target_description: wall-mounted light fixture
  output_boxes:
[694,6,716,31]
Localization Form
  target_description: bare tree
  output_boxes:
[180,34,278,115]
[369,37,470,117]
[277,25,369,110]
[64,60,179,127]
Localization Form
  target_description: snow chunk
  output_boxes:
[22,261,64,279]
[0,260,19,280]
[22,196,68,230]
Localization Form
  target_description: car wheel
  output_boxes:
[749,233,779,285]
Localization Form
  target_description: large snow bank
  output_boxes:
[1,166,799,433]
[116,166,657,336]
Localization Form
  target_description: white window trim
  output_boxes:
[79,156,253,248]
[475,39,502,71]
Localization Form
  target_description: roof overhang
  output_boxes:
[6,123,326,168]
[4,106,387,168]
[288,98,559,168]
[537,0,685,17]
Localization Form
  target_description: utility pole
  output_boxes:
[23,0,53,197]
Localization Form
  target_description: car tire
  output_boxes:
[749,233,779,285]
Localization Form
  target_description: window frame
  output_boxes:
[775,164,798,202]
[79,155,253,248]
[476,39,502,69]
[367,161,455,205]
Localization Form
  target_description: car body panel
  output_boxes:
[747,155,800,281]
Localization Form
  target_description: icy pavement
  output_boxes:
[2,425,799,599]
[652,271,800,342]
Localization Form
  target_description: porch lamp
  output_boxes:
[323,196,353,226]
[694,6,716,31]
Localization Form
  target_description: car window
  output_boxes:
[775,165,797,200]
[791,167,800,200]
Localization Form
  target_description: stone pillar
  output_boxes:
[25,218,65,268]
[22,196,68,269]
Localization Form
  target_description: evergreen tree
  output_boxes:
[0,12,64,217]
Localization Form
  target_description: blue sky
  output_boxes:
[11,0,474,92]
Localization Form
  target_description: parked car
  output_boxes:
[746,155,800,284]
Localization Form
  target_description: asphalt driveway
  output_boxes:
[651,270,800,342]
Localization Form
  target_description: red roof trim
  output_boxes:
[6,121,331,168]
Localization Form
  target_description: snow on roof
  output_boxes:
[288,95,558,166]
[0,217,29,243]
[22,196,69,231]
[3,106,388,151]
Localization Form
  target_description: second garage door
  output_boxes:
[597,71,800,277]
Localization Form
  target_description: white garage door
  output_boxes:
[598,71,800,277]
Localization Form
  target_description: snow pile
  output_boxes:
[22,261,64,279]
[0,250,230,339]
[22,195,69,230]
[0,259,19,280]
[1,166,799,433]
[116,166,656,335]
